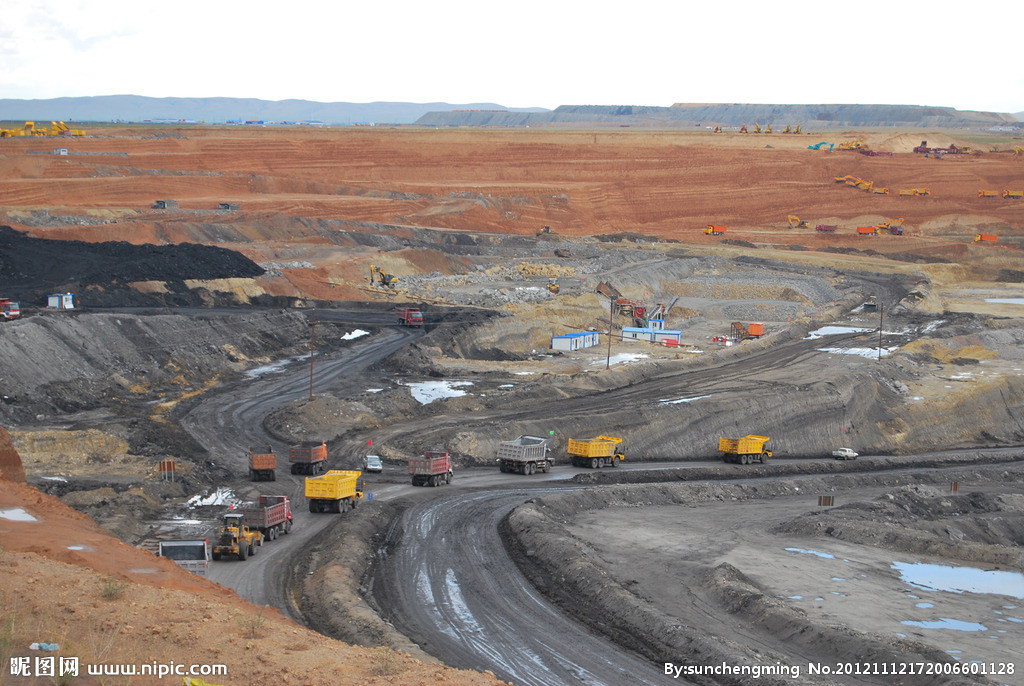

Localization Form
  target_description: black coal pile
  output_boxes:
[0,226,264,305]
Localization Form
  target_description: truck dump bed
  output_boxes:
[248,448,276,470]
[290,442,327,464]
[305,470,362,500]
[719,435,770,454]
[238,495,290,529]
[567,436,622,458]
[409,451,451,476]
[497,436,548,462]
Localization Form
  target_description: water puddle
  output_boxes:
[901,618,987,632]
[805,326,873,340]
[659,394,710,405]
[0,507,37,522]
[785,547,835,559]
[892,562,1024,599]
[818,346,896,358]
[404,380,473,405]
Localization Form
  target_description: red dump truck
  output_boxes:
[290,441,328,475]
[409,450,453,486]
[238,495,293,540]
[396,307,423,326]
[247,446,277,481]
[0,298,20,321]
[815,225,837,233]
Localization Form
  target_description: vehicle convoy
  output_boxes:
[212,513,262,561]
[719,435,771,464]
[157,540,210,576]
[409,450,453,486]
[395,307,423,326]
[238,495,293,540]
[0,298,20,321]
[289,441,328,475]
[832,448,859,460]
[305,470,363,513]
[497,435,553,475]
[247,446,277,481]
[567,436,625,468]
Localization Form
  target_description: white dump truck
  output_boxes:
[497,435,552,475]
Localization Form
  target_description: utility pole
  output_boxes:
[607,293,614,369]
[877,301,883,362]
[309,309,317,400]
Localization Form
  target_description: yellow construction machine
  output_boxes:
[764,123,772,134]
[536,225,551,237]
[0,120,85,137]
[740,124,748,134]
[1003,190,1023,199]
[753,123,762,134]
[787,215,809,228]
[370,265,398,289]
[898,188,930,196]
[547,279,560,295]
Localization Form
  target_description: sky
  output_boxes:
[2,0,1021,114]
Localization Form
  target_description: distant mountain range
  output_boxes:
[417,104,1024,129]
[0,95,1020,128]
[0,95,546,125]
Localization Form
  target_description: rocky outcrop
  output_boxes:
[0,426,27,482]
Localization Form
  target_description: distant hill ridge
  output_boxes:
[0,95,1020,128]
[416,103,1023,129]
[0,95,546,125]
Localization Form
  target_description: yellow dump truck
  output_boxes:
[719,435,771,465]
[567,435,625,468]
[305,469,363,513]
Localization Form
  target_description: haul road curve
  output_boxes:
[183,308,938,684]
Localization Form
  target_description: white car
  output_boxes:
[832,448,858,460]
[364,454,383,472]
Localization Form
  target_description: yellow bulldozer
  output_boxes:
[547,279,560,295]
[370,265,398,289]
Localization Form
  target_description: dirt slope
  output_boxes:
[0,431,506,686]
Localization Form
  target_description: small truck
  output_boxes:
[409,450,453,486]
[289,441,328,475]
[395,307,424,326]
[247,446,277,481]
[212,513,263,561]
[567,436,625,468]
[719,435,772,465]
[305,469,363,513]
[238,495,293,540]
[157,540,210,576]
[0,298,20,321]
[832,448,859,461]
[497,435,552,475]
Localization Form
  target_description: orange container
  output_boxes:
[748,323,764,336]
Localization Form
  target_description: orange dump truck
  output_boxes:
[290,441,328,475]
[974,234,998,242]
[703,225,727,235]
[856,226,877,235]
[247,446,277,481]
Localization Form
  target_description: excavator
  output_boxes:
[787,215,809,228]
[370,265,398,289]
[536,225,551,237]
[713,125,723,133]
[753,123,762,134]
[808,142,833,151]
[740,124,748,134]
[874,218,905,235]
[764,123,772,134]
